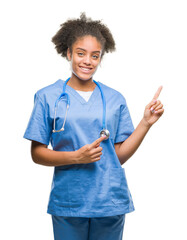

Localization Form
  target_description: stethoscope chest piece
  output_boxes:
[100,129,110,140]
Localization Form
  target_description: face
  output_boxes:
[67,35,102,81]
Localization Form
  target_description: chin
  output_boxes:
[73,71,94,81]
[79,76,92,81]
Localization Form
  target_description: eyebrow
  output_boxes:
[76,48,101,53]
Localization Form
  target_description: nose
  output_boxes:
[83,55,91,65]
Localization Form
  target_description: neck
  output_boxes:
[67,74,96,91]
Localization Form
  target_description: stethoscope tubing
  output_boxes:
[53,77,109,139]
[93,80,106,131]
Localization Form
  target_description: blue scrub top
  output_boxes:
[24,79,135,217]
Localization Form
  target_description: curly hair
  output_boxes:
[51,13,116,59]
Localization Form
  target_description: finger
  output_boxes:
[150,100,161,112]
[92,157,101,162]
[155,108,164,114]
[91,151,102,159]
[92,146,103,154]
[154,103,163,111]
[95,143,100,148]
[153,86,163,100]
[146,99,157,109]
[90,136,106,148]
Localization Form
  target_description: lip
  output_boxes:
[79,66,93,73]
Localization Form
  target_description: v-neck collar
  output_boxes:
[60,79,100,106]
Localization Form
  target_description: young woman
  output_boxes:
[24,13,164,240]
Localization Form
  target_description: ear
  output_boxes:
[67,48,72,61]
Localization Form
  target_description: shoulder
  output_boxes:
[36,79,64,96]
[97,81,127,104]
[35,79,64,103]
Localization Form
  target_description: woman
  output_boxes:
[23,13,164,240]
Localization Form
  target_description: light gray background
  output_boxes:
[0,0,186,239]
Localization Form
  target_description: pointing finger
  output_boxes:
[90,136,106,148]
[153,86,163,100]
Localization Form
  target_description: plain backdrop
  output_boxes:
[0,0,187,239]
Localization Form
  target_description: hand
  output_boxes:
[75,136,106,164]
[143,86,164,127]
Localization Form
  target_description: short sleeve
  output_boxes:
[23,93,52,145]
[114,96,134,144]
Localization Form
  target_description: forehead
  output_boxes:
[72,35,102,51]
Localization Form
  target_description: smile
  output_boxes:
[79,66,93,73]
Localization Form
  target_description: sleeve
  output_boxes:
[23,92,52,145]
[114,96,135,144]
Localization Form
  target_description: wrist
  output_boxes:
[73,150,80,164]
[141,118,152,129]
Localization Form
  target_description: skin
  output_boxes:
[31,35,164,166]
[66,35,102,91]
[31,36,105,166]
[114,86,164,164]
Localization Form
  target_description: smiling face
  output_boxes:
[67,35,102,82]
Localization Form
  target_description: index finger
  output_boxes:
[90,136,106,148]
[153,86,163,100]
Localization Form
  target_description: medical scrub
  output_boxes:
[52,214,126,240]
[23,79,135,239]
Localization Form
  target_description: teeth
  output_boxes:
[80,67,91,71]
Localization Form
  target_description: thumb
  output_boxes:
[146,99,157,109]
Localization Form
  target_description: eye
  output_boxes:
[78,52,84,56]
[92,55,99,59]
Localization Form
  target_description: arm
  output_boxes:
[31,136,106,167]
[31,141,78,166]
[115,86,164,165]
[115,119,151,165]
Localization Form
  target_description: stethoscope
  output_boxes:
[52,77,110,140]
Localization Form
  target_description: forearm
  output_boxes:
[117,119,151,165]
[31,142,78,167]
